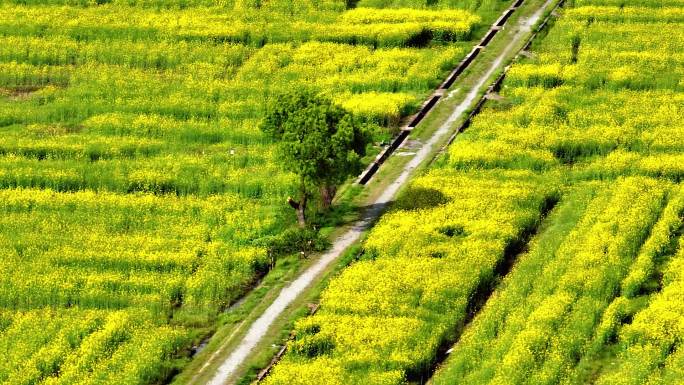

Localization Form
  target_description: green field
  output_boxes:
[264,0,684,384]
[3,0,683,384]
[0,0,514,383]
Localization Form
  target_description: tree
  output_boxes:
[261,90,370,227]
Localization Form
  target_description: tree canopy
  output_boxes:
[261,90,370,226]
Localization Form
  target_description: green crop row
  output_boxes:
[0,4,480,47]
[0,308,189,385]
[432,180,681,385]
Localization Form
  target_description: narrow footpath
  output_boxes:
[205,1,557,383]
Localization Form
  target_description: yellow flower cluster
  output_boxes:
[621,187,684,298]
[0,188,272,311]
[568,5,684,23]
[596,236,684,385]
[340,8,479,25]
[0,35,254,70]
[0,308,188,384]
[0,3,479,48]
[0,61,70,88]
[338,92,418,126]
[338,8,480,43]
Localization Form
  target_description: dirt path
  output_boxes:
[205,2,556,384]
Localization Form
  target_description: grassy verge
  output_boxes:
[233,244,364,385]
[171,253,306,385]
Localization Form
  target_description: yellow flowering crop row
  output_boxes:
[567,6,684,23]
[575,0,684,6]
[0,308,189,384]
[451,87,684,173]
[0,188,273,311]
[595,235,684,384]
[431,179,677,384]
[0,3,479,47]
[341,8,479,24]
[621,187,684,298]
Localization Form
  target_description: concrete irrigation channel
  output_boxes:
[197,1,562,384]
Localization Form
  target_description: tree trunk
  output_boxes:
[287,197,300,210]
[296,194,307,228]
[320,184,337,210]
